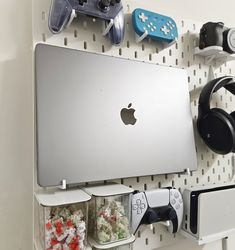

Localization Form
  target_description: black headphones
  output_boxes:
[197,76,235,154]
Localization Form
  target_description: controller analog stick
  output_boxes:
[99,0,110,11]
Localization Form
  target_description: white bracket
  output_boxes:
[102,19,114,36]
[159,220,170,227]
[58,179,67,190]
[183,168,190,175]
[162,38,178,49]
[66,9,77,28]
[194,46,235,65]
[135,30,148,43]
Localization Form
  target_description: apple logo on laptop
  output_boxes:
[120,103,137,125]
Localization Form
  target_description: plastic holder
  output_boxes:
[34,188,91,250]
[194,46,235,65]
[83,183,134,247]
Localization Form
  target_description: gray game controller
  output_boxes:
[48,0,125,45]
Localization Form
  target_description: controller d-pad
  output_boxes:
[139,12,148,22]
[161,25,170,35]
[133,199,146,214]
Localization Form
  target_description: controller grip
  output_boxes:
[167,209,178,233]
[49,0,73,33]
[107,9,125,45]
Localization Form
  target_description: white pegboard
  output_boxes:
[33,1,235,250]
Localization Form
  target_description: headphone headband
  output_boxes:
[198,76,235,117]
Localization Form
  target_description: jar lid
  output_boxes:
[83,183,134,197]
[35,188,91,206]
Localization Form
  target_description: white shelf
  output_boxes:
[194,46,235,65]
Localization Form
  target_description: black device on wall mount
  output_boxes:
[197,76,235,154]
[199,22,235,54]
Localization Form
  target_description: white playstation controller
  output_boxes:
[131,188,183,234]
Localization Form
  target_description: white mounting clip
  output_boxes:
[159,220,170,227]
[103,19,114,36]
[162,38,177,49]
[184,168,190,175]
[66,9,77,28]
[135,30,148,43]
[59,179,67,190]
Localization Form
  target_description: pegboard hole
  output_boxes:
[163,56,166,63]
[187,45,190,52]
[74,30,78,38]
[83,21,87,29]
[202,169,205,175]
[182,52,184,59]
[119,48,122,56]
[64,37,68,46]
[172,180,175,186]
[137,177,140,183]
[138,231,141,238]
[218,175,221,181]
[42,33,46,42]
[160,235,163,241]
[184,179,187,185]
[193,23,196,30]
[196,177,199,184]
[193,70,196,76]
[127,4,130,12]
[169,49,172,56]
[181,36,184,43]
[153,227,156,234]
[158,182,161,188]
[175,59,178,65]
[102,45,105,53]
[127,40,130,48]
[135,51,138,58]
[93,34,96,41]
[145,238,149,245]
[144,184,147,190]
[142,44,145,51]
[175,43,178,50]
[181,20,184,27]
[149,54,152,61]
[42,11,46,21]
[208,176,210,182]
[84,41,87,50]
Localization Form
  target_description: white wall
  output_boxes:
[0,1,33,250]
[1,0,235,250]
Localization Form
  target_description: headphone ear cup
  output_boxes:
[197,108,235,154]
[230,111,235,121]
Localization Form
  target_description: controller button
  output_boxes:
[169,20,172,24]
[139,12,148,22]
[161,25,170,35]
[153,26,156,29]
[175,203,180,210]
[179,198,183,204]
[147,24,151,28]
[174,192,179,199]
[150,22,153,26]
[99,0,110,11]
[151,28,154,32]
[133,199,146,214]
[171,199,176,205]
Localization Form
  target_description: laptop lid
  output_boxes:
[35,44,197,187]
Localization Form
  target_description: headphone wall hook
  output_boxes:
[208,65,215,82]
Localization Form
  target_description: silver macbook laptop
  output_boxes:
[35,44,197,187]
